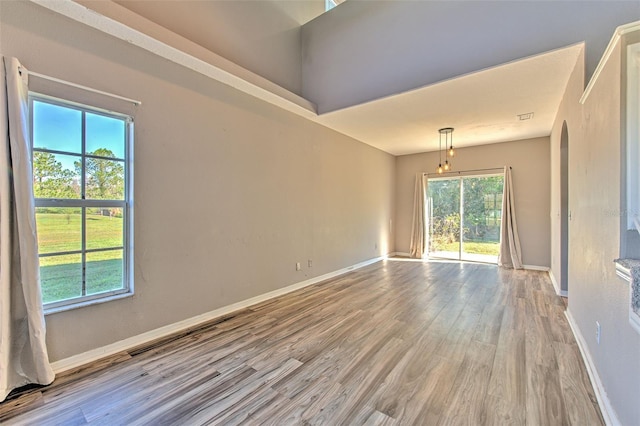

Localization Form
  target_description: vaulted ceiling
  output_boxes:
[95,1,640,155]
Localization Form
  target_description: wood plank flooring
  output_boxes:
[0,259,603,425]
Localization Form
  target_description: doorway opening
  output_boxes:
[428,174,504,263]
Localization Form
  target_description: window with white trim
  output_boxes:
[30,94,133,311]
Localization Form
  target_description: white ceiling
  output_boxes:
[316,44,584,156]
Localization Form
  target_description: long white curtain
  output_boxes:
[409,173,429,258]
[498,166,523,269]
[1,57,55,401]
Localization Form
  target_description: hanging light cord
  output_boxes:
[436,127,455,174]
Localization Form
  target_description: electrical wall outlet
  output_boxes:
[596,321,601,344]
[308,260,313,268]
[296,262,301,271]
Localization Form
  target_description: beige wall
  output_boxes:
[1,1,395,361]
[115,0,325,95]
[551,34,640,425]
[395,137,551,267]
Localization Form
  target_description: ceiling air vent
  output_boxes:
[517,112,534,121]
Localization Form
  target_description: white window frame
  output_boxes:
[426,172,504,262]
[29,93,134,313]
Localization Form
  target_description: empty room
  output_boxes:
[1,0,639,424]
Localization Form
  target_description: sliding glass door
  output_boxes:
[428,178,461,260]
[461,176,504,262]
[428,174,504,263]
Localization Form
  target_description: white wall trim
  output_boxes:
[615,262,631,283]
[389,255,560,272]
[548,269,561,294]
[523,264,550,272]
[581,20,640,104]
[388,254,548,271]
[50,255,386,374]
[564,309,621,426]
[547,269,568,296]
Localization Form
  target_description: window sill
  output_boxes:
[44,291,133,316]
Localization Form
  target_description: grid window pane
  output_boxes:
[33,152,81,199]
[36,207,82,254]
[86,250,124,295]
[85,158,125,200]
[40,254,83,304]
[86,112,126,159]
[86,208,124,250]
[33,101,82,154]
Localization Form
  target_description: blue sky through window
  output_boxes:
[86,112,125,159]
[32,100,125,172]
[33,101,81,155]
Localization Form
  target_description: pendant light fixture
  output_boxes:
[437,127,454,174]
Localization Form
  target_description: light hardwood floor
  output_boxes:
[0,259,603,425]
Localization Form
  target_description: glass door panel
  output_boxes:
[428,178,460,260]
[461,176,504,263]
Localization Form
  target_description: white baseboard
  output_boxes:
[525,265,571,296]
[391,254,550,272]
[391,252,410,257]
[51,255,386,374]
[523,264,550,272]
[548,270,561,294]
[547,270,568,296]
[564,310,621,426]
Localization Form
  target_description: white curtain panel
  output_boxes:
[1,57,55,401]
[498,166,524,269]
[409,173,429,258]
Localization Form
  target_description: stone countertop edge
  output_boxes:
[614,258,640,282]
